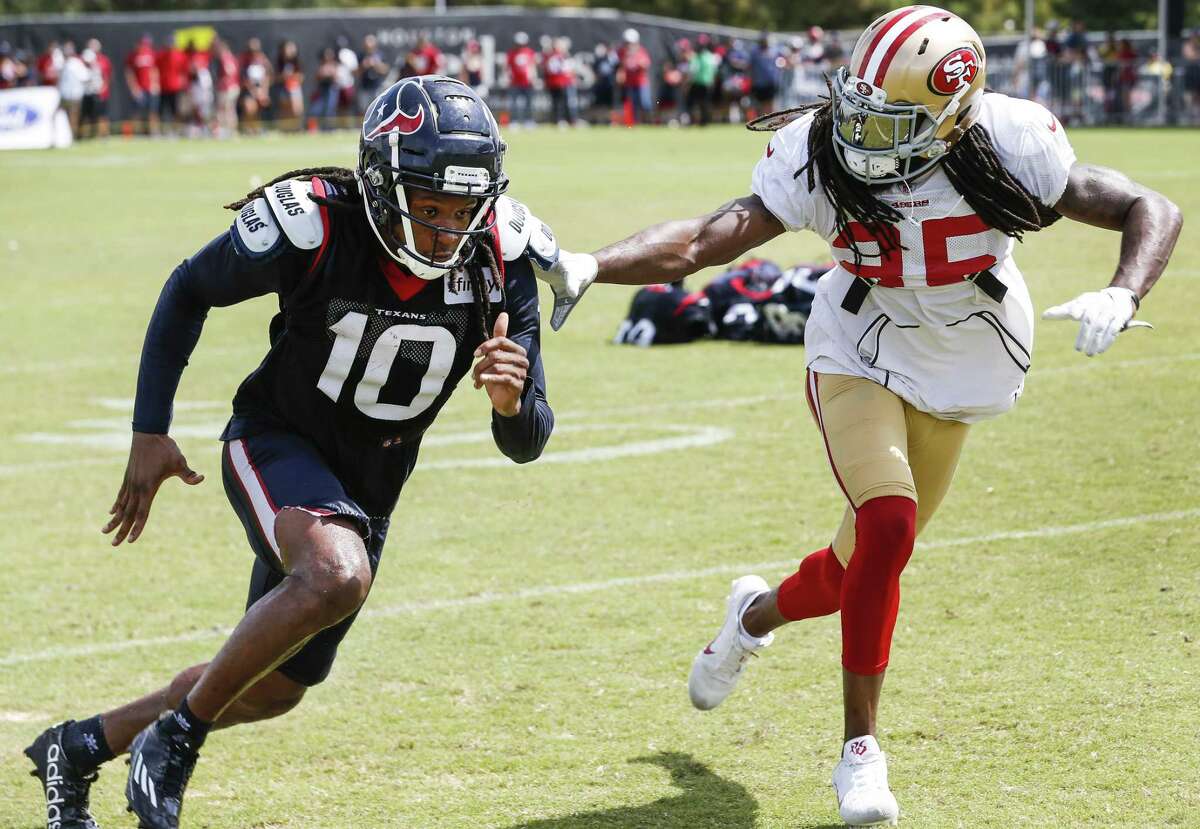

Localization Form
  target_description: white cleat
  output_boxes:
[688,575,773,710]
[832,735,900,826]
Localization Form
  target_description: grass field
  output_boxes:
[0,124,1197,829]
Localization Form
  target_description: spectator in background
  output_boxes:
[658,40,688,126]
[125,34,160,135]
[1144,49,1173,116]
[0,42,21,90]
[507,32,536,127]
[543,36,577,127]
[1060,19,1089,123]
[749,35,781,117]
[617,28,652,124]
[459,38,487,97]
[1116,37,1138,123]
[185,40,214,136]
[824,30,845,65]
[1064,19,1088,56]
[275,40,304,129]
[720,38,751,122]
[239,37,272,133]
[1098,32,1121,120]
[212,37,240,137]
[358,34,387,113]
[335,37,358,120]
[401,35,442,78]
[79,39,111,139]
[58,41,88,136]
[310,47,340,129]
[803,26,825,65]
[157,38,188,133]
[588,42,618,124]
[687,34,718,127]
[777,38,802,109]
[1183,31,1200,124]
[36,40,63,87]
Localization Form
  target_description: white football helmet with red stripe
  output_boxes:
[832,5,986,183]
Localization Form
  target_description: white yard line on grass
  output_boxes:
[1,507,1195,669]
[4,349,1198,477]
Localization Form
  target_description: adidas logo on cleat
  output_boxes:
[43,742,64,829]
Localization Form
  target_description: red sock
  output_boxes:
[776,546,844,621]
[840,495,917,675]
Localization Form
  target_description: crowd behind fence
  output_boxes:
[2,20,1199,141]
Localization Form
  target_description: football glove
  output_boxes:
[534,249,598,331]
[1042,286,1151,357]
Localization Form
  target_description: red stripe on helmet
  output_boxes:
[855,6,930,78]
[872,11,947,86]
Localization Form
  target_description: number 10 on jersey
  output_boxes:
[316,311,456,421]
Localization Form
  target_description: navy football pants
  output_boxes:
[221,431,388,686]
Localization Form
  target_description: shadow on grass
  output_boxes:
[506,751,758,828]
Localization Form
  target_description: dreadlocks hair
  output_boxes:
[224,166,361,212]
[226,166,502,343]
[791,80,1061,269]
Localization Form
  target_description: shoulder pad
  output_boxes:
[494,195,559,268]
[264,178,325,250]
[230,197,284,261]
[494,195,533,261]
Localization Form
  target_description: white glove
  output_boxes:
[533,250,598,331]
[1042,286,1150,357]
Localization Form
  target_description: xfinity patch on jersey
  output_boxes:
[442,165,491,195]
[265,178,325,250]
[444,266,503,305]
[231,197,284,260]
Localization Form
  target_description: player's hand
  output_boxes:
[1042,286,1150,357]
[473,312,529,417]
[532,250,598,331]
[102,432,204,546]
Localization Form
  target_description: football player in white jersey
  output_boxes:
[535,6,1182,826]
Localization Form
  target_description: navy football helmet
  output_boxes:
[358,76,508,279]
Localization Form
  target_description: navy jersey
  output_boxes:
[133,176,553,517]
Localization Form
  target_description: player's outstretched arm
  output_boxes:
[1043,164,1183,356]
[106,233,291,546]
[537,195,785,330]
[593,194,786,285]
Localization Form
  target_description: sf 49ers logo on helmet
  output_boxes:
[928,46,981,95]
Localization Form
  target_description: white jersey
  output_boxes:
[752,92,1076,422]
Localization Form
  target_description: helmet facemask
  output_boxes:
[831,66,973,185]
[359,153,507,280]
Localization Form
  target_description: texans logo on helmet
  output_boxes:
[928,46,980,95]
[364,83,427,141]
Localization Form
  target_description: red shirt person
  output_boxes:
[402,36,443,78]
[36,41,63,87]
[507,33,537,90]
[542,42,575,92]
[156,42,188,96]
[125,35,159,97]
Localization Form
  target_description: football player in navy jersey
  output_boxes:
[25,76,560,829]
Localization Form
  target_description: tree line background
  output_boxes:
[1,0,1194,35]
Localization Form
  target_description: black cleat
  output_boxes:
[24,721,101,829]
[124,717,200,829]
